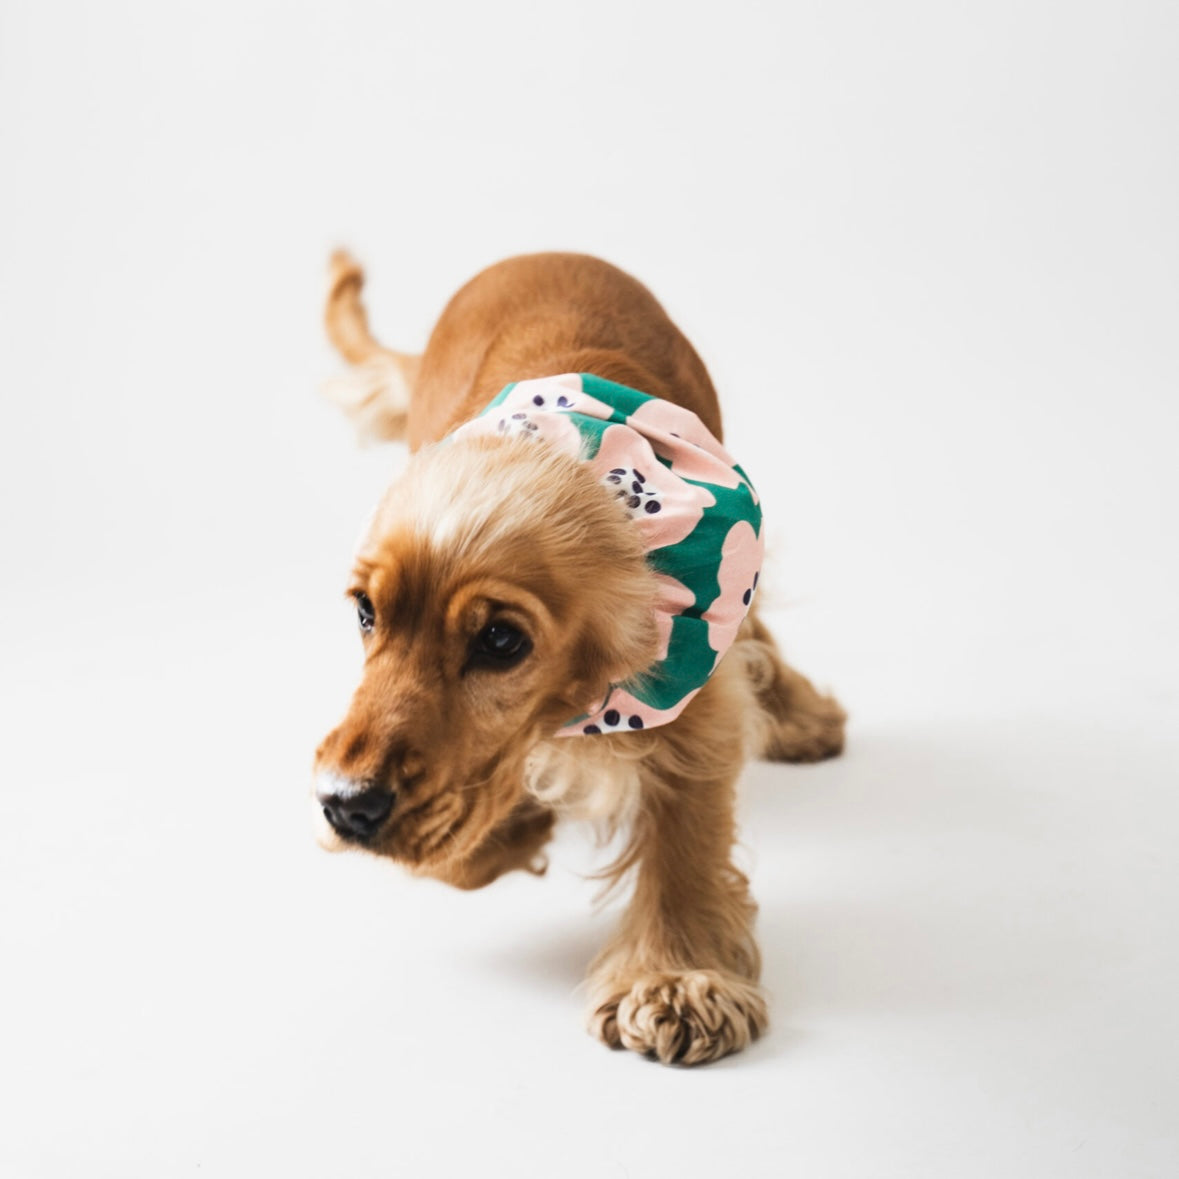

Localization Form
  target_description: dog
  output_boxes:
[312,251,845,1065]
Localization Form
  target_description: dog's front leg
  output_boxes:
[587,700,768,1064]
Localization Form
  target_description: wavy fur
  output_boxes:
[313,252,846,1064]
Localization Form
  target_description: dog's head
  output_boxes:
[313,433,658,868]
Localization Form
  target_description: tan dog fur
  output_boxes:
[314,251,845,1064]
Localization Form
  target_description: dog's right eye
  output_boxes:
[467,621,532,671]
[354,592,375,633]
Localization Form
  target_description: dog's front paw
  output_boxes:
[589,970,767,1065]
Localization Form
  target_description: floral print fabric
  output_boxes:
[450,373,764,736]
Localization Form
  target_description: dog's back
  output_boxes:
[325,251,722,450]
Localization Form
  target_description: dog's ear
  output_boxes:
[569,634,623,704]
[569,600,660,707]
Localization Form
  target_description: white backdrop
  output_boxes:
[2,1,1177,1176]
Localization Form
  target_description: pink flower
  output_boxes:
[652,573,695,659]
[590,424,715,550]
[497,375,618,424]
[703,519,764,660]
[627,398,753,498]
[453,392,584,457]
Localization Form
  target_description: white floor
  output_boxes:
[2,2,1177,1176]
[4,588,1177,1177]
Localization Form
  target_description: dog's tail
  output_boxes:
[321,250,420,443]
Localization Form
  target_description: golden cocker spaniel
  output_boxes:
[313,252,844,1065]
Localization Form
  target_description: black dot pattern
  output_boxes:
[585,709,646,734]
[603,466,663,519]
[528,392,575,410]
[742,569,760,607]
[496,412,541,438]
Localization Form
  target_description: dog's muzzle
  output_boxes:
[315,773,395,842]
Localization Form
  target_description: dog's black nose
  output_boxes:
[317,782,395,841]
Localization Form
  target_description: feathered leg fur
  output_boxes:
[584,660,769,1064]
[319,251,846,1065]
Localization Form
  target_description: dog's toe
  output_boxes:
[590,970,766,1065]
[588,999,625,1051]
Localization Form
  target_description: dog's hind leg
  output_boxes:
[738,612,846,763]
[321,250,420,442]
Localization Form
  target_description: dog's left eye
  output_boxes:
[354,592,375,633]
[469,622,532,669]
